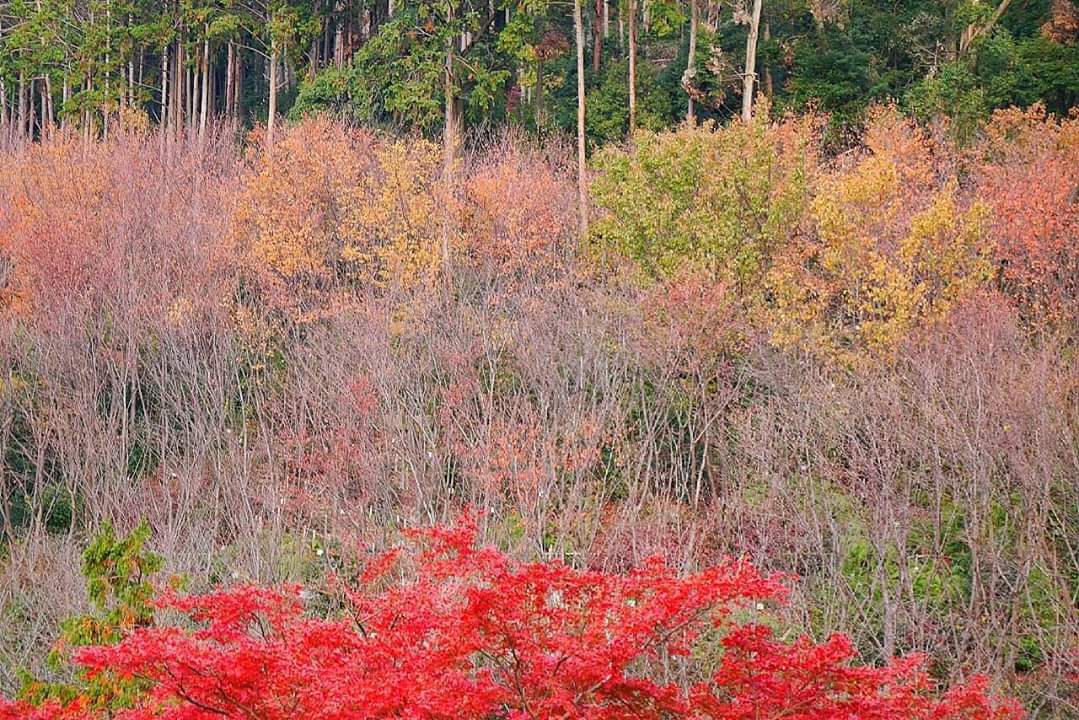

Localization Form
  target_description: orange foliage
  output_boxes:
[461,136,577,283]
[976,105,1079,326]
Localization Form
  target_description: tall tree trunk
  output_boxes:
[17,70,27,141]
[0,77,7,144]
[104,0,112,138]
[741,0,763,123]
[225,41,235,126]
[27,78,35,140]
[160,43,169,147]
[267,38,279,152]
[39,79,47,137]
[172,41,183,139]
[763,21,773,98]
[62,74,70,131]
[186,62,194,129]
[322,10,332,61]
[575,0,589,237]
[42,75,54,135]
[83,76,91,143]
[335,1,346,67]
[235,48,244,130]
[535,60,546,127]
[199,34,210,144]
[441,35,457,261]
[592,0,603,75]
[128,18,136,109]
[628,0,637,135]
[686,0,698,123]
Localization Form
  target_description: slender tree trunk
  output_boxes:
[128,19,136,108]
[628,0,637,135]
[604,0,609,37]
[199,34,210,144]
[39,79,47,137]
[61,74,70,131]
[172,41,182,140]
[0,78,7,144]
[42,75,54,134]
[575,0,590,237]
[686,0,698,123]
[17,70,27,141]
[104,0,112,138]
[335,1,346,67]
[741,0,763,122]
[441,35,457,261]
[27,78,35,140]
[83,76,91,143]
[225,41,235,126]
[235,48,244,129]
[160,43,169,147]
[186,62,194,129]
[592,0,603,75]
[85,73,93,142]
[267,38,279,152]
[535,60,546,127]
[763,21,773,98]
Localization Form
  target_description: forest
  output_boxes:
[0,0,1077,719]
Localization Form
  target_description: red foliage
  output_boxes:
[976,106,1079,324]
[1,518,1022,720]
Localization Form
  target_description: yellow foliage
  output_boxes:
[339,139,443,286]
[233,120,444,323]
[233,118,362,282]
[767,107,991,366]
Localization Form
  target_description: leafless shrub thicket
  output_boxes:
[0,123,1075,715]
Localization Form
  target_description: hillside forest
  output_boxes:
[0,1,1077,719]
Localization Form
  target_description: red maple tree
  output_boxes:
[2,518,1022,720]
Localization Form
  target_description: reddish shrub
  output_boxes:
[1,518,1022,720]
